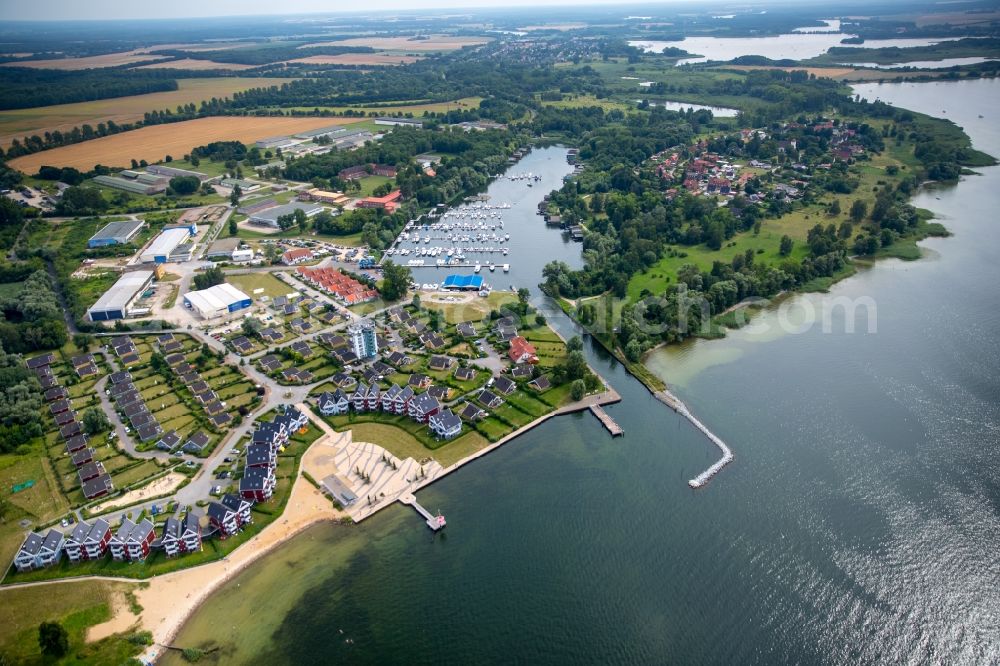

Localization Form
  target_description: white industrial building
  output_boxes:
[140,227,194,264]
[248,202,324,228]
[183,283,253,319]
[87,270,155,321]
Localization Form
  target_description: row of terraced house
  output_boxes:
[12,407,310,574]
[315,382,462,440]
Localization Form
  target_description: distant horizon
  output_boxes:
[0,0,698,22]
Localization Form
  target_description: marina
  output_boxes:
[383,146,583,288]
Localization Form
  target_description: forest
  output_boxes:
[0,68,181,110]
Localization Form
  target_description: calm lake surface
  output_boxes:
[631,34,978,65]
[644,100,740,116]
[405,146,581,289]
[167,79,1000,665]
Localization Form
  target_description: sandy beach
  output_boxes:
[82,393,623,660]
[85,429,346,659]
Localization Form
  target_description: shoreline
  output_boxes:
[134,473,344,662]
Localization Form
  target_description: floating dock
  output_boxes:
[400,493,446,531]
[589,404,623,437]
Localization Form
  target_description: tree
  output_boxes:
[192,266,224,291]
[379,261,411,301]
[410,293,421,310]
[779,235,794,256]
[850,199,868,224]
[517,287,530,305]
[169,176,199,195]
[82,407,111,435]
[242,317,260,337]
[73,333,93,351]
[294,207,308,233]
[228,217,237,236]
[566,335,583,353]
[229,184,242,206]
[38,621,69,658]
[570,379,586,401]
[829,199,841,216]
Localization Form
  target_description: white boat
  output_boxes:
[489,264,496,272]
[474,264,481,273]
[502,264,510,272]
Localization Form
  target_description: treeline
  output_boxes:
[284,126,521,248]
[0,68,180,110]
[0,270,67,354]
[225,59,604,109]
[151,43,376,66]
[284,125,520,208]
[0,343,44,452]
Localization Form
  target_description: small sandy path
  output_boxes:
[90,473,186,514]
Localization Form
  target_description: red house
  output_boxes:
[356,190,401,213]
[508,336,539,364]
[239,467,275,502]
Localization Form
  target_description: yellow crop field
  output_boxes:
[301,35,491,51]
[290,54,423,66]
[0,78,293,148]
[8,115,364,173]
[1,50,164,70]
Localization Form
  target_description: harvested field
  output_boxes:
[8,115,364,173]
[519,23,588,31]
[301,35,491,51]
[2,50,164,70]
[137,58,258,71]
[289,54,423,66]
[0,77,293,149]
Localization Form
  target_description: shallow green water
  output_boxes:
[166,79,1000,665]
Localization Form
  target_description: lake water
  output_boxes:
[642,100,740,117]
[631,34,979,65]
[402,146,581,290]
[166,79,1000,665]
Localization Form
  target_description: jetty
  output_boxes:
[589,404,623,437]
[400,493,446,531]
[654,390,733,488]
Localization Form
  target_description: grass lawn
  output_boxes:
[0,579,144,665]
[356,175,392,197]
[341,422,492,467]
[422,290,517,324]
[315,230,365,247]
[542,94,631,112]
[348,297,393,316]
[226,272,291,299]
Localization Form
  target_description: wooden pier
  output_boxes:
[589,405,623,437]
[400,493,446,531]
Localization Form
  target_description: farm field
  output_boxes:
[1,49,164,70]
[137,58,258,71]
[289,54,422,66]
[8,115,364,173]
[0,77,294,148]
[301,35,492,51]
[226,272,292,299]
